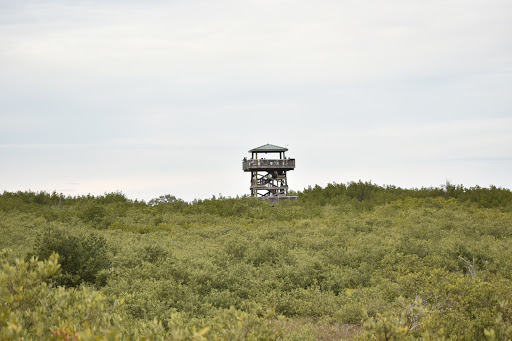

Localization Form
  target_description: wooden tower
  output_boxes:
[242,144,297,202]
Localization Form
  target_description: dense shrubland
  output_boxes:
[1,182,512,340]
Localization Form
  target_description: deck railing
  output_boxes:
[243,159,295,170]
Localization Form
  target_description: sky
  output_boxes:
[1,0,511,201]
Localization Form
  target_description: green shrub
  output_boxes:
[0,250,212,340]
[29,227,111,287]
[2,185,512,340]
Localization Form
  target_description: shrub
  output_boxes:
[0,250,210,340]
[30,227,111,287]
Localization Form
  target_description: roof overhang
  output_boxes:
[249,144,288,153]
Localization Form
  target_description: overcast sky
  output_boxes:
[1,0,511,201]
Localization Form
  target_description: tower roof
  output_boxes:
[249,144,288,153]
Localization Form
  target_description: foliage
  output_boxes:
[0,250,284,340]
[361,297,428,340]
[0,250,146,340]
[149,194,183,206]
[29,227,111,287]
[1,182,512,340]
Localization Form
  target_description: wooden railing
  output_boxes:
[243,159,295,171]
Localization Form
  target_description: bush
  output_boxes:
[0,250,211,340]
[2,185,512,340]
[29,227,111,287]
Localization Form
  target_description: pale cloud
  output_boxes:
[1,0,511,200]
[2,1,510,82]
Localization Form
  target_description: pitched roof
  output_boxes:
[249,144,288,153]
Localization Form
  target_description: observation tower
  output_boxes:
[242,144,297,202]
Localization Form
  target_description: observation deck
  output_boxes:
[242,158,295,172]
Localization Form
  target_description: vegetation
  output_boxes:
[1,181,512,340]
